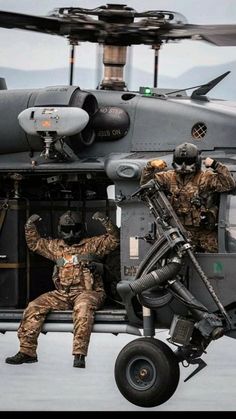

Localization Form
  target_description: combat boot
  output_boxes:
[5,351,38,364]
[73,354,86,368]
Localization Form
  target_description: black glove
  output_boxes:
[25,214,42,228]
[204,157,218,170]
[210,160,218,170]
[92,211,119,238]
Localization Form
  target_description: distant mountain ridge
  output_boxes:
[0,60,236,99]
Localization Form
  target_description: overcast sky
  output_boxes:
[0,0,236,78]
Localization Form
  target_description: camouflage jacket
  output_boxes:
[140,161,235,227]
[25,220,120,293]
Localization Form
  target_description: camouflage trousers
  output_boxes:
[186,227,218,253]
[18,289,105,357]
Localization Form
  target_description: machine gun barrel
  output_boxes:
[137,180,189,242]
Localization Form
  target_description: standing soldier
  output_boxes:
[140,142,235,252]
[5,210,119,368]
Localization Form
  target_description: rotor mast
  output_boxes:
[100,45,127,90]
[98,4,134,91]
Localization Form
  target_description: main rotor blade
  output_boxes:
[0,10,103,40]
[1,10,236,46]
[0,10,61,35]
[166,24,236,46]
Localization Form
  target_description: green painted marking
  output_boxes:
[213,261,223,274]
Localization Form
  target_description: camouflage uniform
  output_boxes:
[18,220,119,357]
[140,161,235,252]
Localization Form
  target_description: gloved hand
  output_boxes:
[92,211,108,223]
[92,211,119,238]
[149,159,167,170]
[204,157,218,169]
[25,214,42,228]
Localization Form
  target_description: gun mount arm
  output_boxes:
[126,180,232,331]
[140,181,231,327]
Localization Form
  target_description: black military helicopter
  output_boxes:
[1,2,236,408]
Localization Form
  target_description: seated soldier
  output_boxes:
[5,210,119,368]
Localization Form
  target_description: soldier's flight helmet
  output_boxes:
[172,142,201,174]
[58,210,84,245]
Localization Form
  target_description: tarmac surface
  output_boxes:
[1,330,236,411]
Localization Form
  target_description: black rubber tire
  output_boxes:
[114,337,180,408]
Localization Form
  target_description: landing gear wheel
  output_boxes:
[114,337,180,408]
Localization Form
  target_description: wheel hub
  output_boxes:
[139,368,149,378]
[127,356,157,391]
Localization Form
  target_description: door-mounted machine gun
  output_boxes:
[117,179,232,376]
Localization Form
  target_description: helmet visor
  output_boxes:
[60,223,83,234]
[174,156,197,165]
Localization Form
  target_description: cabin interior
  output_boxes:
[0,170,122,310]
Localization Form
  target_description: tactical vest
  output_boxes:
[169,172,218,229]
[52,253,104,289]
